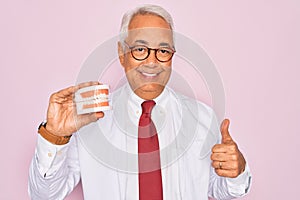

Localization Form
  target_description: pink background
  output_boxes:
[1,0,299,199]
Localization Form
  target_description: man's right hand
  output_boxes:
[45,81,105,137]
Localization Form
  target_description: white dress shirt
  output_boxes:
[28,84,251,200]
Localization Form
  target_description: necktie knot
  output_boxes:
[141,100,156,115]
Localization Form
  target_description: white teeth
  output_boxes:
[142,72,158,77]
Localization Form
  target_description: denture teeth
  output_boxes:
[75,85,111,115]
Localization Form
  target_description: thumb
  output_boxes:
[221,119,233,143]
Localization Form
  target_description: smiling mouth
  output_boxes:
[141,72,159,77]
[137,68,163,78]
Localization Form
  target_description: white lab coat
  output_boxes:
[29,84,251,200]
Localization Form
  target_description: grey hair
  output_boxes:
[119,4,174,46]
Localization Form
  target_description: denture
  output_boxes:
[75,84,111,115]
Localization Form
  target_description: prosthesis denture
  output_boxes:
[75,85,111,115]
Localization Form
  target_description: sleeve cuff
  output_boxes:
[35,134,70,176]
[226,163,252,197]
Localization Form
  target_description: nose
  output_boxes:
[146,49,159,64]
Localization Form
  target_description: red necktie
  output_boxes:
[138,100,163,200]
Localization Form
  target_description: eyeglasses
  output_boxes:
[124,42,176,62]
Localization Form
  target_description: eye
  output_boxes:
[158,48,172,54]
[133,46,147,53]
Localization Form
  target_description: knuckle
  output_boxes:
[230,144,237,152]
[49,94,59,103]
[215,169,221,176]
[232,162,238,169]
[50,93,56,99]
[231,154,238,160]
[211,152,218,160]
[212,144,219,152]
[232,170,239,178]
[212,162,217,168]
[234,170,239,178]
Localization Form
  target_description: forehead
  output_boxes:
[126,14,173,46]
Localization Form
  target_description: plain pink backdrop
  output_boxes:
[1,0,299,199]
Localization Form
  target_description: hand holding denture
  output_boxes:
[45,81,106,137]
[210,119,246,178]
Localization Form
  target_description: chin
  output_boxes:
[136,84,165,100]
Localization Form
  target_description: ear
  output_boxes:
[118,42,125,67]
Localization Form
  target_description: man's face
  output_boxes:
[118,14,174,100]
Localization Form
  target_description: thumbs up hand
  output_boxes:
[211,119,246,178]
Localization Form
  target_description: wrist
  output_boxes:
[38,122,72,145]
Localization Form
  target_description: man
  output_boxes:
[29,5,251,200]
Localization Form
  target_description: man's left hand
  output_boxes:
[211,119,246,178]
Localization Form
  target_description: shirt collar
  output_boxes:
[126,83,169,111]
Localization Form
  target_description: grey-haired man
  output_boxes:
[29,5,251,200]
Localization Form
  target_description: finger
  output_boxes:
[87,111,104,121]
[51,82,100,102]
[212,143,237,153]
[210,153,231,162]
[214,168,240,178]
[212,144,226,153]
[221,119,233,143]
[210,153,233,162]
[56,81,100,98]
[75,81,100,91]
[211,161,238,170]
[76,111,105,128]
[50,86,77,103]
[95,111,105,119]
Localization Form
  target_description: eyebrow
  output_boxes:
[159,42,172,47]
[134,40,149,45]
[133,40,173,48]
